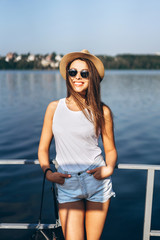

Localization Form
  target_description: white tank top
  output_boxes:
[52,98,102,172]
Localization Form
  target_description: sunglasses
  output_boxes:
[68,69,89,79]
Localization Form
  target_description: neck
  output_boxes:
[68,93,87,103]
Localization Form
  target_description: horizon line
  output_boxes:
[1,51,160,57]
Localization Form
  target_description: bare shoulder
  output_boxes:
[45,100,59,119]
[47,100,59,111]
[102,104,112,121]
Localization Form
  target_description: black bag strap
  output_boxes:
[38,168,59,224]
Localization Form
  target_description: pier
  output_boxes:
[0,159,160,240]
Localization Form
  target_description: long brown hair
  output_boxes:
[66,58,108,136]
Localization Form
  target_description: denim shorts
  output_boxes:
[55,155,115,203]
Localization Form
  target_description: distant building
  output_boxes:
[27,54,35,62]
[14,55,22,62]
[41,58,50,67]
[55,62,59,67]
[41,54,60,68]
[50,61,59,68]
[45,54,52,62]
[55,54,62,62]
[155,52,160,56]
[5,52,14,62]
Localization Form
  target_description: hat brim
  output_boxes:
[59,51,104,81]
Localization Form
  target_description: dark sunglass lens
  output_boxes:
[81,70,89,78]
[68,69,77,77]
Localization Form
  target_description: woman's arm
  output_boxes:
[87,105,117,179]
[101,105,117,176]
[38,101,57,172]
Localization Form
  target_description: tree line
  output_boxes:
[97,54,160,69]
[0,53,160,70]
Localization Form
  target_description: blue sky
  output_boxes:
[0,0,160,56]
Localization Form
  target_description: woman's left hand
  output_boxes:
[86,166,114,180]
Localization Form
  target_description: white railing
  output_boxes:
[118,164,160,240]
[0,160,160,240]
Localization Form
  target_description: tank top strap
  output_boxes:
[58,98,65,107]
[54,98,66,113]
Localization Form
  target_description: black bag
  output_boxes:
[31,168,64,240]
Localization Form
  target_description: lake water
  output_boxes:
[0,70,160,240]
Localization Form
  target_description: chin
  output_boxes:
[73,88,87,95]
[72,85,86,93]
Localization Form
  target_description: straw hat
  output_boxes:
[59,49,105,81]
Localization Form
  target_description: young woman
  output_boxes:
[38,49,117,240]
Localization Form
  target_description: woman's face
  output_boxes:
[68,59,89,95]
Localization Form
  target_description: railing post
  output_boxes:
[143,169,155,240]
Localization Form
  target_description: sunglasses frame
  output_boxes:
[68,69,89,79]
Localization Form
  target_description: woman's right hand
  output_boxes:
[46,171,71,185]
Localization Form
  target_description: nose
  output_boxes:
[75,71,81,79]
